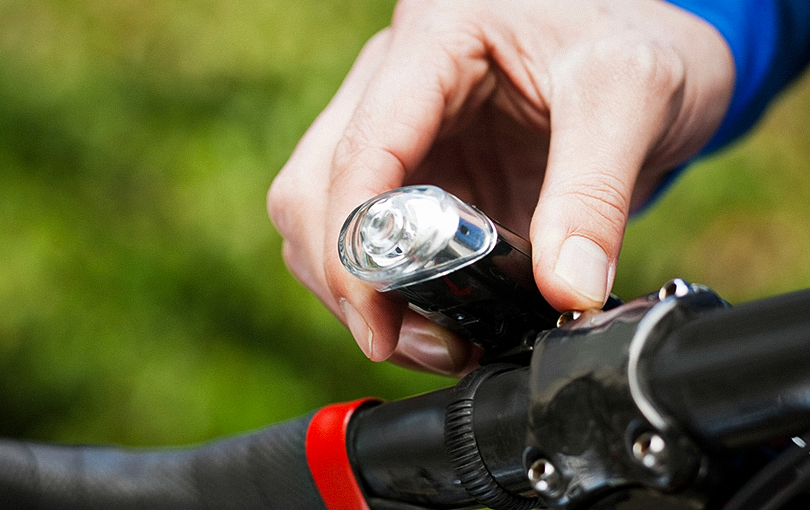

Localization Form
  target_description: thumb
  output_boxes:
[531,41,685,312]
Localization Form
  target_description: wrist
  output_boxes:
[665,0,780,153]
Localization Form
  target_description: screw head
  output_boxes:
[658,278,690,301]
[528,458,564,497]
[632,432,668,471]
[556,310,581,328]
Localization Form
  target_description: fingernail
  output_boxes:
[398,323,466,376]
[340,299,374,359]
[554,236,609,305]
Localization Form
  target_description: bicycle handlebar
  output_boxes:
[649,287,810,449]
[4,285,810,510]
[0,366,532,510]
[0,412,327,510]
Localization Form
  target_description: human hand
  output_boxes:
[268,0,734,376]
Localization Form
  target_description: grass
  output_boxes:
[0,0,446,446]
[616,76,810,304]
[1,0,810,446]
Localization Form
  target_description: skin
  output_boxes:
[268,0,735,376]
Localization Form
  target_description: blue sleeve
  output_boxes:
[666,0,810,154]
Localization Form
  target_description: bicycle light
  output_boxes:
[339,185,496,291]
[339,185,561,360]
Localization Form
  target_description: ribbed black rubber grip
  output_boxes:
[0,412,328,510]
[444,364,538,510]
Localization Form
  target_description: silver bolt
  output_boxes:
[658,278,690,301]
[556,310,581,328]
[528,458,564,497]
[632,432,668,471]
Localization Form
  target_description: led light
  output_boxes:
[339,185,497,291]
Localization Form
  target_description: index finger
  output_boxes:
[323,21,490,360]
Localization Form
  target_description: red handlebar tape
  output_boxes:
[306,399,378,510]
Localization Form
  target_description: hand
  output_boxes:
[268,0,734,376]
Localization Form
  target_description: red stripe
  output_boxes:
[306,399,378,510]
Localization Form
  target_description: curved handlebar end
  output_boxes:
[306,399,380,510]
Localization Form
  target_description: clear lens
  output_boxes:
[339,185,497,291]
[361,204,407,260]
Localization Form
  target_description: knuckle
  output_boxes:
[267,171,302,237]
[362,28,391,56]
[331,118,408,190]
[560,173,630,241]
[280,240,301,276]
[393,0,481,45]
[392,0,458,25]
[332,111,392,175]
[391,0,428,23]
[392,0,451,32]
[597,39,685,95]
[331,126,365,180]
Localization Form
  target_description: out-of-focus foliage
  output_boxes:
[616,77,810,304]
[0,0,438,446]
[0,0,809,447]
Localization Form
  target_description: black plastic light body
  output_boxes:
[339,185,559,360]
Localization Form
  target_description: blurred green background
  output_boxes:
[0,0,809,447]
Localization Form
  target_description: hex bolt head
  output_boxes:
[528,458,565,498]
[632,432,668,471]
[556,310,581,328]
[658,278,690,301]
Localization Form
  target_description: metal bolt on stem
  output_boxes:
[556,310,581,328]
[528,458,565,498]
[658,278,691,301]
[632,432,668,471]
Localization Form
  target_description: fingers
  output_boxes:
[271,16,488,368]
[274,0,735,374]
[388,311,481,377]
[267,30,392,317]
[322,12,490,361]
[531,38,686,312]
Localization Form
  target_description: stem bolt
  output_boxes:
[528,458,565,498]
[556,310,581,328]
[658,278,690,301]
[632,432,668,471]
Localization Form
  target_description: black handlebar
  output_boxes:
[649,287,810,449]
[0,413,327,510]
[352,366,532,510]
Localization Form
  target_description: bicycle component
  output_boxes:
[7,281,810,510]
[0,412,331,510]
[306,399,379,510]
[658,278,692,300]
[631,432,668,472]
[527,458,565,498]
[350,365,534,509]
[339,185,560,361]
[556,310,581,328]
[647,286,810,448]
[444,364,539,510]
[723,431,810,510]
[525,284,727,509]
[339,185,497,291]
